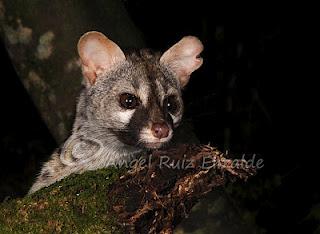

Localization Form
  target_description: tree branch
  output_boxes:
[0,144,255,233]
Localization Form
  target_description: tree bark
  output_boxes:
[0,144,255,233]
[0,0,144,143]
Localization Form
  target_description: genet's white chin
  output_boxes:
[143,142,165,149]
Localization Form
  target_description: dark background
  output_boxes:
[0,1,316,233]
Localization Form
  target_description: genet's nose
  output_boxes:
[151,122,169,139]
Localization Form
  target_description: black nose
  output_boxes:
[151,122,169,139]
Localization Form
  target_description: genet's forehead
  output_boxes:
[113,60,180,106]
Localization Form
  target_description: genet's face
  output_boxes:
[88,53,183,149]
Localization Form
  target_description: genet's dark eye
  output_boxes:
[164,95,179,114]
[119,93,140,109]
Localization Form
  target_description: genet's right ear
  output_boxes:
[160,36,203,88]
[77,31,126,85]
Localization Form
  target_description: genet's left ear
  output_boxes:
[160,36,204,88]
[77,31,126,85]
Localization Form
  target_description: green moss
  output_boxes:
[0,167,126,233]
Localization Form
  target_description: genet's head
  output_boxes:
[77,31,203,149]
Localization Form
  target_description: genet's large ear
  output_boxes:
[77,31,126,85]
[160,36,203,88]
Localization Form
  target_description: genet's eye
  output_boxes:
[119,93,140,109]
[164,95,179,114]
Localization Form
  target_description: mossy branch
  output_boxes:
[0,144,255,233]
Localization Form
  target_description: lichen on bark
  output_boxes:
[0,0,144,143]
